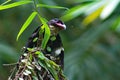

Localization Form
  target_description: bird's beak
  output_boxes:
[55,23,66,30]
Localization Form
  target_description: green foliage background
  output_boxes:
[0,0,120,80]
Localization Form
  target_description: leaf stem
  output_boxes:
[32,0,42,22]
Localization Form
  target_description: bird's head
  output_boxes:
[48,18,66,35]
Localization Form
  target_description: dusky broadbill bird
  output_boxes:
[25,18,66,68]
[15,18,66,80]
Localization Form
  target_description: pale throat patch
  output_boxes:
[55,47,64,56]
[49,25,59,36]
[49,25,55,31]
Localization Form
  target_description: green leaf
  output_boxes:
[32,76,39,80]
[46,62,59,80]
[82,6,104,25]
[38,15,51,50]
[37,50,59,80]
[16,11,37,41]
[27,48,32,51]
[49,60,67,80]
[38,60,49,72]
[60,4,89,22]
[49,60,59,69]
[100,0,120,20]
[0,1,32,10]
[29,54,33,61]
[37,4,68,10]
[50,36,56,41]
[42,20,51,49]
[36,51,45,60]
[46,46,52,52]
[61,2,97,22]
[33,37,38,42]
[38,58,59,80]
[0,0,11,5]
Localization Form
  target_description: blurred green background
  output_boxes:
[0,0,120,80]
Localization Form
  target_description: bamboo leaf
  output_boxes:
[0,0,11,5]
[37,4,68,10]
[42,21,51,49]
[0,1,32,10]
[38,15,50,50]
[36,51,45,60]
[16,11,37,41]
[82,6,104,25]
[37,50,59,80]
[60,4,90,22]
[100,0,120,20]
[38,60,49,72]
[46,64,59,80]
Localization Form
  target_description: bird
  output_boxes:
[25,18,66,68]
[14,18,66,80]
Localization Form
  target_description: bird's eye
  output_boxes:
[57,20,63,24]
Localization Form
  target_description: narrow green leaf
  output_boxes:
[29,54,33,61]
[0,0,11,5]
[42,21,51,49]
[38,60,49,72]
[49,60,59,69]
[82,6,104,25]
[46,46,52,52]
[49,60,67,80]
[38,15,51,50]
[46,62,59,80]
[60,5,88,22]
[33,37,38,42]
[36,50,59,80]
[60,2,94,22]
[50,36,56,41]
[36,51,45,60]
[27,48,34,52]
[32,76,39,80]
[37,4,68,10]
[0,1,32,10]
[100,0,120,20]
[17,11,37,41]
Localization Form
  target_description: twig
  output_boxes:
[3,63,18,66]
